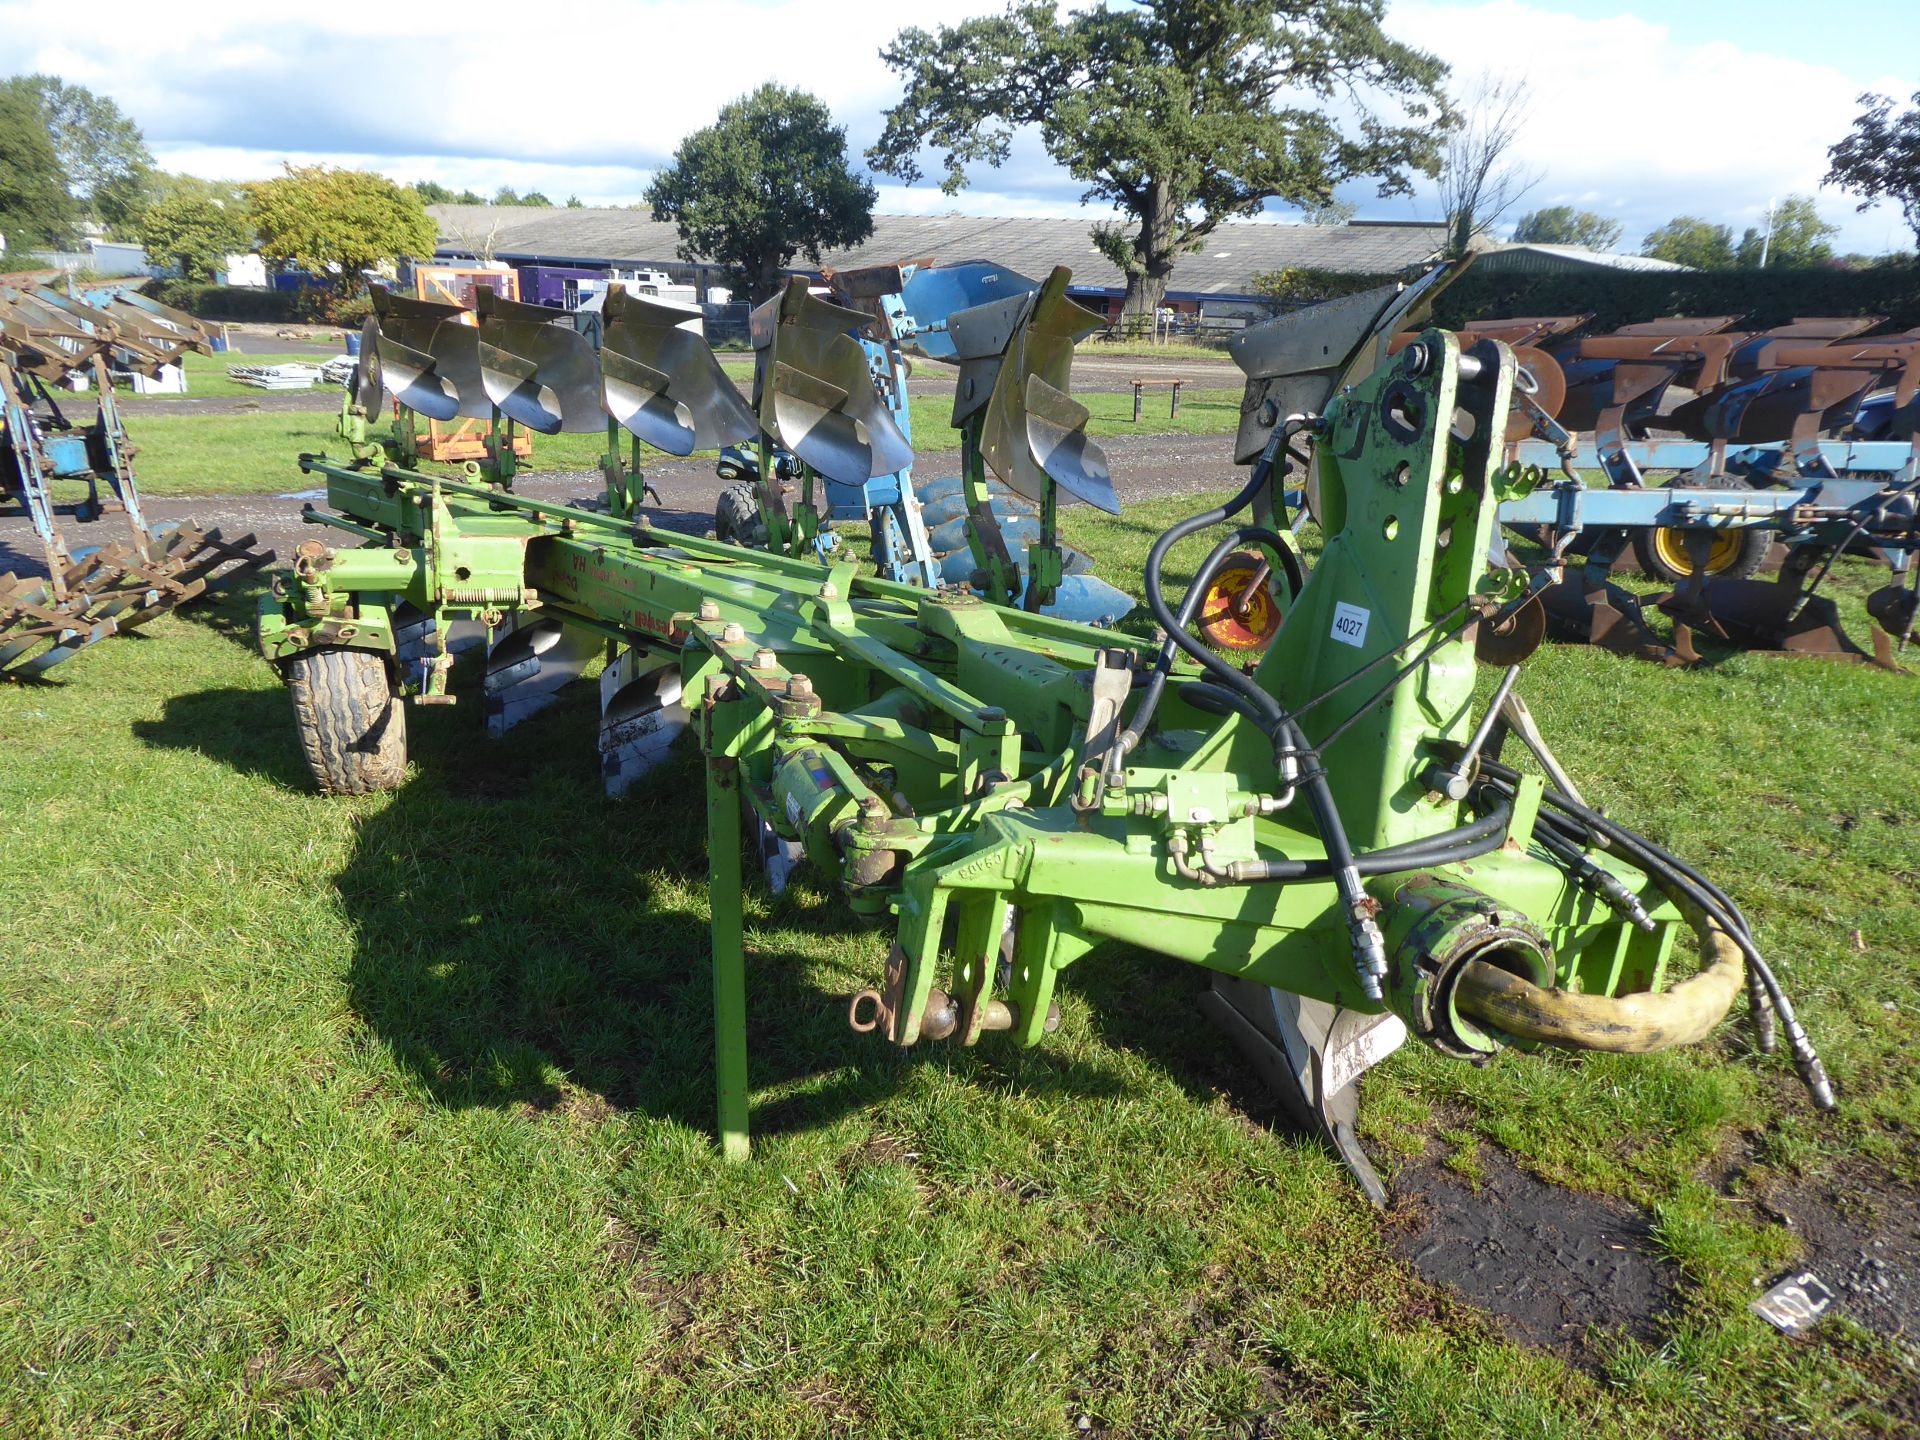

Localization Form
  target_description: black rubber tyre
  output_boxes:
[714,481,769,549]
[286,647,408,796]
[1630,480,1771,585]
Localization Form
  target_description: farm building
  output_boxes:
[425,204,1452,319]
[1465,242,1693,275]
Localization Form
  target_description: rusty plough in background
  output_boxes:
[1221,292,1919,669]
[1502,311,1917,665]
[0,283,275,677]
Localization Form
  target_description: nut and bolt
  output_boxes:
[698,600,721,622]
[788,674,816,699]
[721,622,746,644]
[820,583,839,600]
[751,648,777,670]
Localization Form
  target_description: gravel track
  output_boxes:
[0,432,1247,580]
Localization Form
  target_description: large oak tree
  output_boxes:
[0,84,75,248]
[867,0,1450,317]
[1,74,153,231]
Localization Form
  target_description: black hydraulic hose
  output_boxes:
[1120,522,1297,771]
[1137,419,1312,746]
[1144,494,1289,733]
[1480,761,1833,1108]
[1176,681,1268,721]
[1217,785,1514,882]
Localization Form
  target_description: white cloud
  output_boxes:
[1378,1,1912,252]
[2,0,1911,253]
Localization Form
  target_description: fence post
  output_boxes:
[1132,381,1143,424]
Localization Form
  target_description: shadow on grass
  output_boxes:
[139,672,1143,1149]
[133,683,317,790]
[1066,948,1297,1137]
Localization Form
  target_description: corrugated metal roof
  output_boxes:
[428,206,1449,295]
[1472,243,1693,275]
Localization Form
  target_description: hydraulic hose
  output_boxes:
[1206,785,1514,882]
[1478,759,1834,1108]
[1116,521,1299,782]
[1137,420,1310,743]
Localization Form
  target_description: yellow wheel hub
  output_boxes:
[1651,525,1743,578]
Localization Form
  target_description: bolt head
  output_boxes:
[721,622,746,644]
[698,599,720,622]
[820,583,839,600]
[787,673,815,699]
[752,648,777,670]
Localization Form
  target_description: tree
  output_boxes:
[868,0,1450,318]
[1511,205,1622,250]
[1641,216,1735,269]
[0,75,153,230]
[140,177,254,282]
[1735,193,1838,267]
[489,186,553,207]
[0,84,77,248]
[246,165,437,293]
[1251,265,1396,308]
[412,179,485,205]
[1826,90,1920,250]
[647,84,876,303]
[1436,74,1538,257]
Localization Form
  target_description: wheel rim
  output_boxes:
[1651,525,1743,578]
[1198,553,1284,652]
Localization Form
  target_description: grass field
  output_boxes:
[119,384,1246,498]
[2,493,1917,1437]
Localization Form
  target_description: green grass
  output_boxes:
[114,384,1245,498]
[3,494,1918,1436]
[1076,339,1238,360]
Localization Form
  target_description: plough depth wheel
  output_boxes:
[1633,482,1771,585]
[287,647,408,796]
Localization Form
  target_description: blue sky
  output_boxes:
[3,0,1914,255]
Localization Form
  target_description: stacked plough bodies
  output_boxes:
[0,284,273,676]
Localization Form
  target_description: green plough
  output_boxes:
[258,265,1831,1200]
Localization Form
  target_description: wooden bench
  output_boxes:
[1130,377,1184,421]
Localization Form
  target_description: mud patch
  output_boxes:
[1391,1145,1674,1358]
[1756,1159,1920,1343]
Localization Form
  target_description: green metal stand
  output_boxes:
[705,737,751,1162]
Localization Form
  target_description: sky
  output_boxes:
[3,0,1916,255]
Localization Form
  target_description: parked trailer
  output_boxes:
[513,264,606,309]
